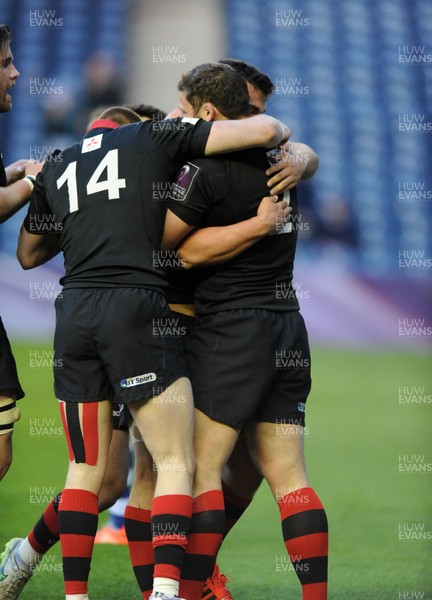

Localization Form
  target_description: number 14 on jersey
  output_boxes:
[56,149,126,213]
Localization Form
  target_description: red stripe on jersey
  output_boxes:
[185,532,222,555]
[284,532,329,561]
[82,402,99,466]
[60,533,95,557]
[59,401,74,462]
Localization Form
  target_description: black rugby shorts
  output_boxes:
[0,317,24,399]
[186,309,311,428]
[54,288,188,404]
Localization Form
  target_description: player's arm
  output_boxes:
[17,226,60,269]
[266,142,319,195]
[17,165,61,269]
[204,114,290,155]
[0,162,43,223]
[162,196,291,269]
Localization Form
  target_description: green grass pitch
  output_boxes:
[1,342,431,599]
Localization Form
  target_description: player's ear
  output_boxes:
[198,102,216,122]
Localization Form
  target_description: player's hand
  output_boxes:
[5,159,29,184]
[266,145,307,195]
[256,195,291,235]
[25,161,44,177]
[165,108,184,119]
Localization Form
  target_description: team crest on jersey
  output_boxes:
[82,133,103,153]
[120,372,157,388]
[171,162,200,201]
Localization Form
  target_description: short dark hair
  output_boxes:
[128,104,167,121]
[178,62,250,119]
[219,59,275,98]
[0,24,12,57]
[97,106,141,125]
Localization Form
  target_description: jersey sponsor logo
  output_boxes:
[120,372,157,388]
[297,402,306,413]
[171,162,200,201]
[82,133,103,153]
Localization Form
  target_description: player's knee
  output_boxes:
[153,452,195,479]
[223,462,263,497]
[98,471,128,511]
[98,482,126,511]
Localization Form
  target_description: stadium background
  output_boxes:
[0,1,431,598]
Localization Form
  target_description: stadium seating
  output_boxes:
[0,0,129,252]
[226,0,432,275]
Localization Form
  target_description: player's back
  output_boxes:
[169,148,299,314]
[35,118,211,291]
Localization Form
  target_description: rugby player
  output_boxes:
[0,106,168,596]
[14,73,289,600]
[0,24,42,481]
[170,60,321,600]
[121,63,319,600]
[161,62,328,600]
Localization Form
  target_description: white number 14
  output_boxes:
[56,149,126,213]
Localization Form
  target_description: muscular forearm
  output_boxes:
[0,178,32,223]
[178,216,271,269]
[17,226,61,269]
[205,115,290,155]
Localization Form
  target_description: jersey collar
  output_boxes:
[87,119,120,131]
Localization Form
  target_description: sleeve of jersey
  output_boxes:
[167,163,213,227]
[150,117,213,160]
[23,170,53,235]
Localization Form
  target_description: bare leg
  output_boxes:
[246,422,328,600]
[128,377,195,598]
[59,399,113,600]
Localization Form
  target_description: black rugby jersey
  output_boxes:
[167,148,300,315]
[24,118,212,290]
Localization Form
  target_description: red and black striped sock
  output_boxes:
[58,488,98,596]
[180,490,225,600]
[221,480,252,537]
[28,493,61,553]
[124,505,153,600]
[278,487,328,600]
[152,494,192,585]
